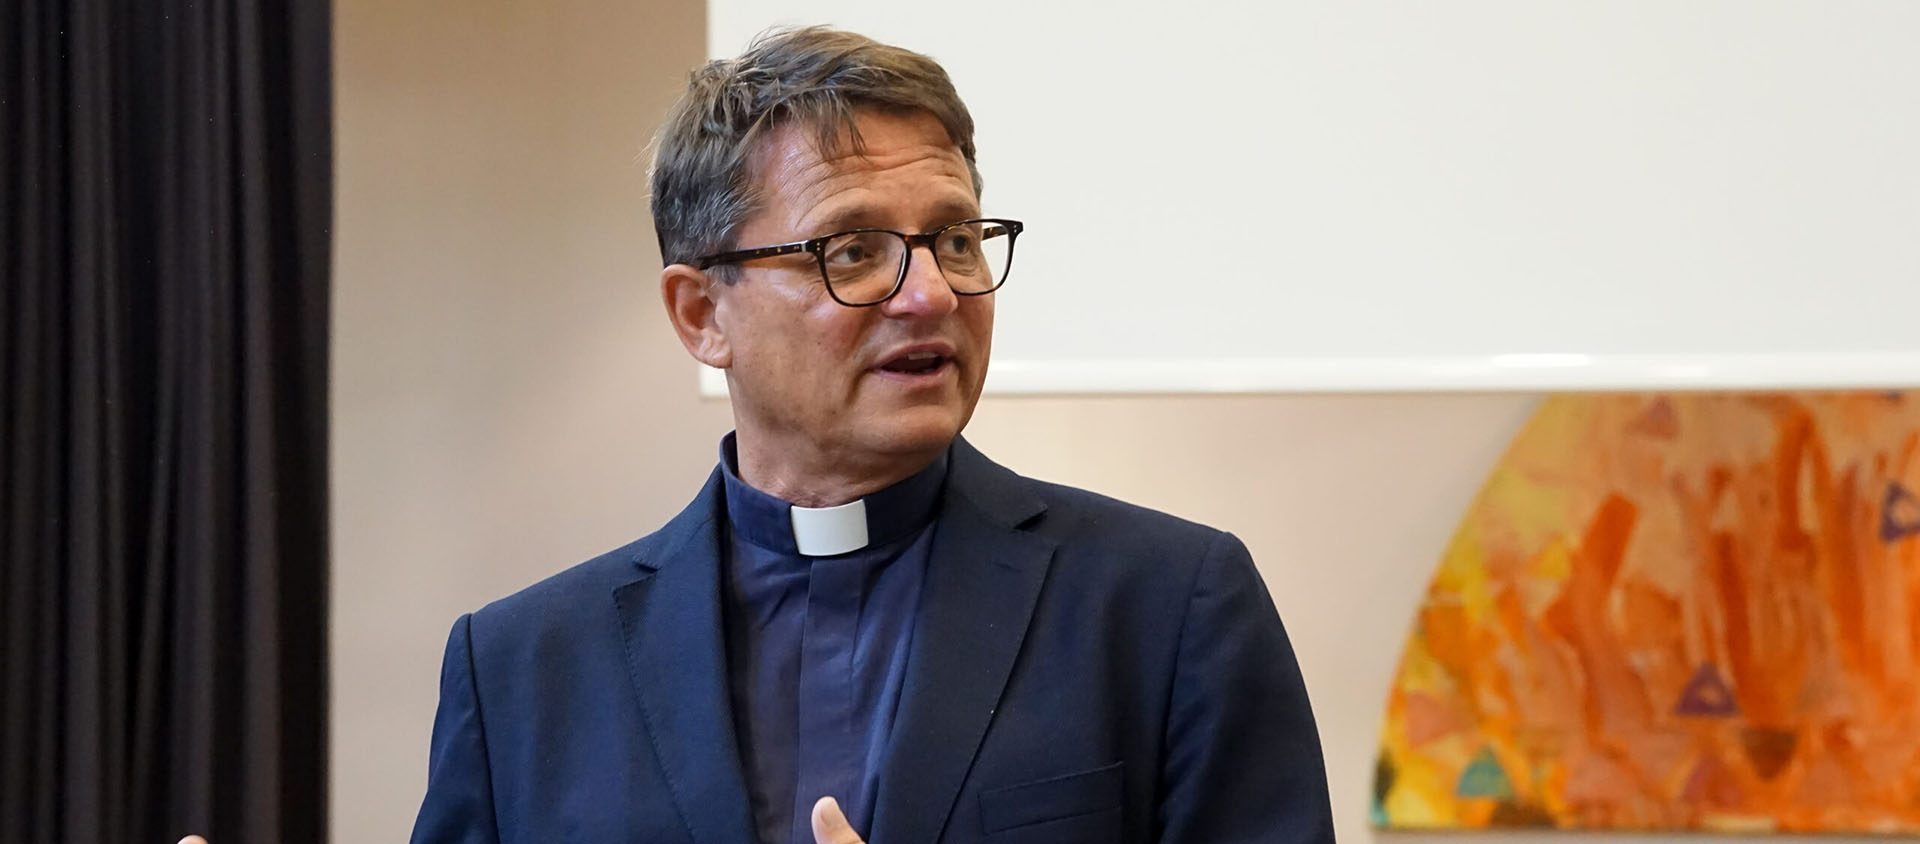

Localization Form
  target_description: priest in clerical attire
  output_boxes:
[407,25,1336,844]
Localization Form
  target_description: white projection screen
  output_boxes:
[697,1,1920,395]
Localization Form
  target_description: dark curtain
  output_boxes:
[1,0,331,842]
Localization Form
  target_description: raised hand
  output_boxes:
[811,795,866,844]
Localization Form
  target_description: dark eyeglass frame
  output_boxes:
[693,218,1024,307]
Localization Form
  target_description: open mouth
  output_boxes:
[877,350,951,377]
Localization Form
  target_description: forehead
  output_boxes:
[748,109,977,230]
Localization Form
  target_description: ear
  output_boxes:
[660,263,733,369]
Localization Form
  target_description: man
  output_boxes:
[409,26,1333,844]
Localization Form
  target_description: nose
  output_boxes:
[880,242,960,318]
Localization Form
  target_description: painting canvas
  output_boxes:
[1374,393,1920,833]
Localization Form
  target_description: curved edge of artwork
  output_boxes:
[1372,392,1920,834]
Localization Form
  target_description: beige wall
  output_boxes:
[333,0,720,837]
[332,3,1841,844]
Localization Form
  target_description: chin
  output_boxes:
[869,404,970,456]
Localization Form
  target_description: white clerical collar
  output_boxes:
[717,433,949,558]
[788,498,870,556]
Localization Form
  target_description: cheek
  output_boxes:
[739,288,860,367]
[725,295,819,390]
[963,298,996,352]
[811,305,875,361]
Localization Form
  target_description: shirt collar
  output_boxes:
[719,433,948,557]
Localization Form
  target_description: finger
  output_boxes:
[178,837,209,844]
[810,795,865,844]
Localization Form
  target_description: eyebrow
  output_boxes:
[805,198,983,238]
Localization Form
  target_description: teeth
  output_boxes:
[904,351,940,361]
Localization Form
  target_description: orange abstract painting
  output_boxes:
[1374,393,1920,834]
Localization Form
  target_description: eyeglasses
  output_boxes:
[694,218,1024,307]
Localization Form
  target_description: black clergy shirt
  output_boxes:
[717,435,948,844]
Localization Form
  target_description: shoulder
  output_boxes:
[1016,475,1228,558]
[455,535,657,662]
[950,436,1231,561]
[468,537,649,627]
[951,441,1244,600]
[461,469,723,647]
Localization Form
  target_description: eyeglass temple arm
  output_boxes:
[695,241,808,270]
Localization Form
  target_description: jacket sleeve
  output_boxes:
[410,613,504,844]
[1157,532,1336,843]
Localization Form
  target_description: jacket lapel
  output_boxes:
[612,469,758,844]
[870,438,1055,844]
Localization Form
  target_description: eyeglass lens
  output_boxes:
[818,221,1013,305]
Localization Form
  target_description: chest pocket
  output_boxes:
[979,761,1124,842]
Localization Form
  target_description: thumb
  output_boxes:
[810,795,866,844]
[178,837,209,844]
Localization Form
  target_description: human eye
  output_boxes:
[939,225,982,257]
[823,232,883,267]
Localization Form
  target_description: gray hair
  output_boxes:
[648,26,983,277]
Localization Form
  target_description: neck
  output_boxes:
[733,431,944,508]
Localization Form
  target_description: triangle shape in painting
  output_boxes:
[1739,727,1799,781]
[1675,662,1738,717]
[1881,482,1920,543]
[1456,745,1515,800]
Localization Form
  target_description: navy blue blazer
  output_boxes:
[410,438,1334,843]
